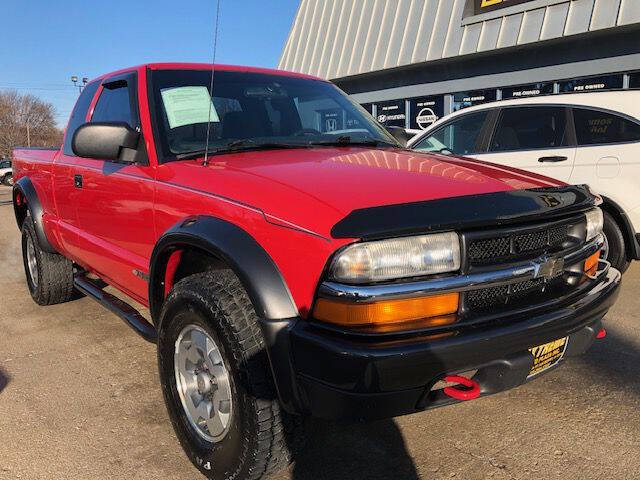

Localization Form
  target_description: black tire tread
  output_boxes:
[22,216,74,305]
[603,211,630,274]
[161,270,304,479]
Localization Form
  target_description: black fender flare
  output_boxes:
[148,215,299,323]
[12,177,56,253]
[600,195,640,260]
[149,215,305,414]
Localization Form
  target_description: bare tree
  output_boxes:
[0,91,63,158]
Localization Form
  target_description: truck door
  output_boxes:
[72,72,155,304]
[473,106,576,182]
[52,80,101,256]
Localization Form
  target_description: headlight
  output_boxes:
[585,208,604,241]
[328,232,461,284]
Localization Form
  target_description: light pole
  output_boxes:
[71,75,88,93]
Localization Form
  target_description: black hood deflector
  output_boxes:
[331,185,599,240]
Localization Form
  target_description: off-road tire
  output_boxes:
[157,270,305,480]
[21,215,74,305]
[602,211,630,274]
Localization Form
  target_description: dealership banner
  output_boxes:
[559,75,623,93]
[502,82,554,99]
[474,0,536,15]
[409,97,443,130]
[453,89,496,111]
[376,100,406,128]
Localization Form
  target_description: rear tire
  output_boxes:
[21,216,74,305]
[602,211,630,274]
[157,270,304,480]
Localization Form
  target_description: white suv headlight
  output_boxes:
[585,208,604,241]
[329,232,461,284]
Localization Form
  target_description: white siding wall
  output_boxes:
[278,0,639,79]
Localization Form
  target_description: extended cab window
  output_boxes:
[92,81,135,126]
[413,111,488,155]
[150,69,396,160]
[490,107,568,152]
[573,108,640,145]
[62,80,100,156]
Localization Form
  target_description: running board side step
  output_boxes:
[74,274,157,343]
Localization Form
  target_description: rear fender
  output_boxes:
[12,177,56,253]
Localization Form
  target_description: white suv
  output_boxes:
[408,91,640,273]
[0,159,12,186]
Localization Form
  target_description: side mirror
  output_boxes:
[72,122,140,161]
[385,126,414,147]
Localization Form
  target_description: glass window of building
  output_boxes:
[559,74,623,93]
[361,103,374,116]
[502,82,554,99]
[376,99,406,128]
[630,73,640,89]
[453,90,497,112]
[409,96,444,130]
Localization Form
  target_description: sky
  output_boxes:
[1,0,300,127]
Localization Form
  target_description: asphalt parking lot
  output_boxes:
[1,184,639,480]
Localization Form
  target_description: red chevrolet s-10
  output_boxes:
[12,63,619,480]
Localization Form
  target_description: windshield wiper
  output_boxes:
[306,136,397,148]
[176,140,311,160]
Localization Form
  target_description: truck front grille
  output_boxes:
[466,274,566,313]
[462,214,586,316]
[467,223,571,266]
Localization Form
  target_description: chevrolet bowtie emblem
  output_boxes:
[539,194,562,208]
[535,257,565,280]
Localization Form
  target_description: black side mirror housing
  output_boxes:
[72,122,140,162]
[385,126,413,147]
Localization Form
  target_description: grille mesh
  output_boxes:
[468,224,570,265]
[466,273,565,312]
[464,217,578,314]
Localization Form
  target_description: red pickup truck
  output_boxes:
[12,63,620,480]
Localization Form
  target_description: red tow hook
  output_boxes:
[596,327,607,339]
[443,375,481,401]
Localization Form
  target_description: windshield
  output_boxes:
[151,69,398,160]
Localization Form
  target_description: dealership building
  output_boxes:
[279,0,640,131]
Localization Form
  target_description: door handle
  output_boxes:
[538,156,568,163]
[74,174,83,188]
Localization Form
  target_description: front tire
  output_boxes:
[21,216,74,305]
[157,270,303,480]
[602,211,630,274]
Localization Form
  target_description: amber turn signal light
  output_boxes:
[313,293,459,332]
[584,250,600,278]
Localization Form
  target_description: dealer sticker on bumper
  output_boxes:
[528,337,569,378]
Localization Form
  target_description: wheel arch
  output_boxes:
[600,195,640,261]
[149,215,299,324]
[12,177,56,253]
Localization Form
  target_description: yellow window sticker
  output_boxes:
[160,86,219,129]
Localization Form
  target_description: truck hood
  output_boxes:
[169,147,562,239]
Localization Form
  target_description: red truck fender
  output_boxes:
[148,215,299,324]
[12,177,57,254]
